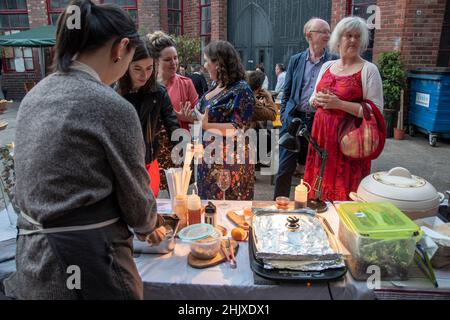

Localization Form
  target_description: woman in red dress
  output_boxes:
[305,17,384,201]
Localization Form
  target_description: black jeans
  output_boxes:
[274,111,315,199]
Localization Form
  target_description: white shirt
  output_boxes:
[275,71,286,100]
[262,75,269,90]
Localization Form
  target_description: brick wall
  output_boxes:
[373,0,446,70]
[400,0,446,70]
[183,0,200,38]
[331,0,349,28]
[372,0,407,62]
[27,0,49,28]
[331,0,446,70]
[2,0,48,100]
[211,0,227,41]
[138,0,161,34]
[159,0,169,33]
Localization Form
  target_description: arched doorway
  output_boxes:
[231,3,273,84]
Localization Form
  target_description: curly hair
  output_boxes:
[146,31,177,58]
[246,70,265,92]
[203,41,246,87]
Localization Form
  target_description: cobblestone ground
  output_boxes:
[1,102,449,208]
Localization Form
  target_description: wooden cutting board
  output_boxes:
[226,211,250,230]
[188,240,239,269]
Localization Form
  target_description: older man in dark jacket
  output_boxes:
[274,18,336,199]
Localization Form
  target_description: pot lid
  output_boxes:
[373,167,426,188]
[361,167,439,202]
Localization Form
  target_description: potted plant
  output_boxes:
[173,35,201,67]
[377,52,407,138]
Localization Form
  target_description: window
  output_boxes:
[168,0,183,36]
[0,0,27,10]
[46,0,71,25]
[0,0,28,30]
[200,0,211,49]
[348,0,376,61]
[437,0,450,67]
[0,0,34,72]
[47,1,138,26]
[102,0,138,26]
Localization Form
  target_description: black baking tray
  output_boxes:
[248,227,347,282]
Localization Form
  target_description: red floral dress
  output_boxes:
[304,68,371,201]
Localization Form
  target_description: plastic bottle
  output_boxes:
[187,190,202,225]
[173,195,188,228]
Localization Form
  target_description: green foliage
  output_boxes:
[377,52,407,110]
[138,26,149,38]
[172,35,201,66]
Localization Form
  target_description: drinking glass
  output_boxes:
[216,169,231,208]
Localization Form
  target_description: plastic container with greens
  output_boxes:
[337,202,422,280]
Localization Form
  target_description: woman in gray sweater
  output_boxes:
[4,0,163,300]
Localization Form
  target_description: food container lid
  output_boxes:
[361,167,439,202]
[337,202,421,239]
[373,168,425,188]
[178,223,214,241]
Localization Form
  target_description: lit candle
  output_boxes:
[295,179,309,209]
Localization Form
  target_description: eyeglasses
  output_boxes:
[310,30,331,35]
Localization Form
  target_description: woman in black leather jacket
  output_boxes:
[118,39,180,197]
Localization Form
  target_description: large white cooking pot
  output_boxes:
[352,167,445,220]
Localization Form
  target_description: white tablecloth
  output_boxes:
[2,200,449,300]
[135,200,373,300]
[137,200,450,300]
[0,204,17,242]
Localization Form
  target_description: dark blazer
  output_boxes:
[124,85,180,164]
[280,48,335,128]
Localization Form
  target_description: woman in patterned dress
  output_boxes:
[305,17,384,201]
[196,41,255,201]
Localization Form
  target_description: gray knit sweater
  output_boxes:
[4,69,157,299]
[14,69,157,232]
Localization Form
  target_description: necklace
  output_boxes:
[335,62,346,72]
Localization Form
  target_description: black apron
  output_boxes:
[18,195,144,300]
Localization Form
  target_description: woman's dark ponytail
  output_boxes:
[54,0,140,73]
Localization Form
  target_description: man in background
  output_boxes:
[274,63,286,101]
[274,17,335,199]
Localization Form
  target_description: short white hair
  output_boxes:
[303,17,320,38]
[329,16,370,55]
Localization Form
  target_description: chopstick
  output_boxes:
[221,245,230,262]
[227,238,237,269]
[415,244,439,288]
